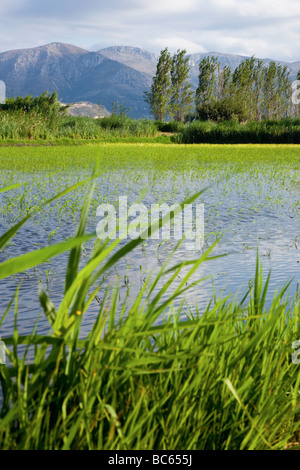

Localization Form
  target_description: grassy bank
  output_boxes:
[1,110,300,144]
[0,181,299,450]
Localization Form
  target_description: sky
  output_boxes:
[0,0,299,61]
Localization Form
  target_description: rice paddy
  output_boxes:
[0,142,300,449]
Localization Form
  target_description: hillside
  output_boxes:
[65,101,110,118]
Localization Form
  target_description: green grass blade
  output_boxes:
[0,233,95,280]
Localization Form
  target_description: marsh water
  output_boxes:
[0,145,299,337]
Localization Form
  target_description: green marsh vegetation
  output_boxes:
[0,89,300,145]
[0,112,159,143]
[1,108,300,144]
[0,143,300,449]
[0,92,160,143]
[176,118,300,144]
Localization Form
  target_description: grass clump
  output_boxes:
[155,120,185,133]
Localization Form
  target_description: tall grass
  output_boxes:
[0,111,158,141]
[2,110,300,144]
[176,118,300,144]
[0,182,299,449]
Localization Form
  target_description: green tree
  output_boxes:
[144,48,172,121]
[196,56,220,108]
[169,49,194,122]
[262,61,280,119]
[275,65,291,118]
[217,65,232,100]
[194,54,292,123]
[231,57,264,121]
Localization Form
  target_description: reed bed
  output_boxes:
[176,118,300,144]
[0,112,158,142]
[1,110,300,144]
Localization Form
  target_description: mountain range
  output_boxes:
[0,42,299,118]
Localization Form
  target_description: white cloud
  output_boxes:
[212,0,300,18]
[0,0,299,61]
[143,0,200,13]
[153,37,207,54]
[0,0,24,15]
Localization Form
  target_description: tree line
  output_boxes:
[145,48,300,122]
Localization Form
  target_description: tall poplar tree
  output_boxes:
[196,56,219,107]
[144,48,172,121]
[231,57,263,120]
[169,49,194,121]
[251,58,264,121]
[262,61,279,119]
[217,65,232,100]
[276,65,291,118]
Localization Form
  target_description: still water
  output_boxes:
[0,148,299,337]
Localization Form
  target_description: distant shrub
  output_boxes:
[155,121,185,133]
[98,114,129,130]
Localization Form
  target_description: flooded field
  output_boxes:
[0,143,299,337]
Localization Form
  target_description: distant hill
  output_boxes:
[0,42,299,118]
[65,101,110,118]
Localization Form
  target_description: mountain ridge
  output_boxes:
[0,42,299,118]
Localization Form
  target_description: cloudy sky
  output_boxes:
[0,0,299,61]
